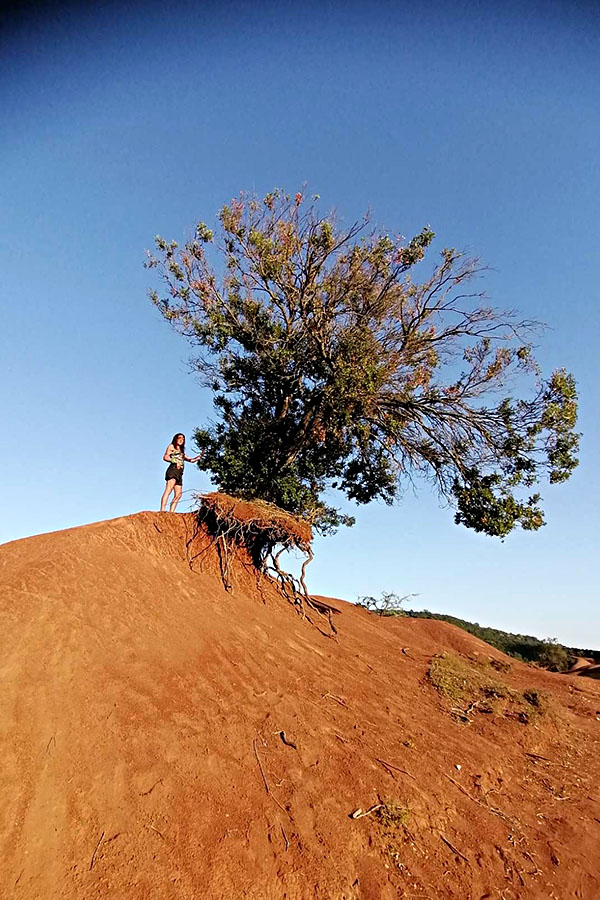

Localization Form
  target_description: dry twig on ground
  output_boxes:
[376,758,417,780]
[440,834,470,865]
[349,804,384,819]
[89,831,105,871]
[253,737,287,814]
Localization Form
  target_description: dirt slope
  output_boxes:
[569,657,600,680]
[1,512,599,900]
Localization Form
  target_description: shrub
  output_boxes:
[356,591,417,616]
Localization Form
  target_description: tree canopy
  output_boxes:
[146,189,579,535]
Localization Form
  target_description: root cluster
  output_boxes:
[192,492,338,635]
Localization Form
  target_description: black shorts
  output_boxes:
[165,463,183,486]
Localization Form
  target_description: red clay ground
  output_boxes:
[1,511,599,899]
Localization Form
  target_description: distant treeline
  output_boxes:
[404,610,600,669]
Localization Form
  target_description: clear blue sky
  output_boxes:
[1,0,598,646]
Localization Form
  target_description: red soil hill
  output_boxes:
[1,512,599,899]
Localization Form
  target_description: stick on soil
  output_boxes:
[89,831,105,871]
[376,758,417,780]
[278,731,297,749]
[322,692,349,708]
[444,774,513,825]
[253,737,287,814]
[253,738,270,794]
[139,778,163,796]
[440,833,470,864]
[349,804,383,819]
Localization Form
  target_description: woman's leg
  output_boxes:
[169,484,183,512]
[161,479,176,511]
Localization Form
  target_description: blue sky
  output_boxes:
[1,0,598,646]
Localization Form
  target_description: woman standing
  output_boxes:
[160,433,201,512]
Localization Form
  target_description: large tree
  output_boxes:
[146,189,579,536]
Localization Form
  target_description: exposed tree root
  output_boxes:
[192,492,339,636]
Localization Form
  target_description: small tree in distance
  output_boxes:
[146,189,579,536]
[357,592,418,617]
[538,639,570,673]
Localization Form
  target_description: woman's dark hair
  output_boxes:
[172,433,185,453]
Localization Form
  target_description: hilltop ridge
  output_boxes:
[1,512,599,899]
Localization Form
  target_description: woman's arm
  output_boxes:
[184,453,202,463]
[163,444,174,462]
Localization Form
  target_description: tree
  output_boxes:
[357,592,417,616]
[146,189,579,535]
[538,639,570,673]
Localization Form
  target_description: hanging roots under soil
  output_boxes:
[191,492,339,636]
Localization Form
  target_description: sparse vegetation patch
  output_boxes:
[374,801,411,830]
[370,800,413,872]
[428,653,550,724]
[406,610,597,670]
[521,689,549,716]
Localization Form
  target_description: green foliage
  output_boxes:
[453,468,544,537]
[146,188,580,534]
[406,610,599,668]
[537,639,570,673]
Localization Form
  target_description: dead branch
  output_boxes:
[278,731,297,749]
[376,758,417,780]
[89,831,105,870]
[525,752,572,770]
[350,804,384,819]
[253,738,271,794]
[444,774,514,825]
[253,737,287,814]
[440,833,470,864]
[139,778,163,796]
[322,692,349,708]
